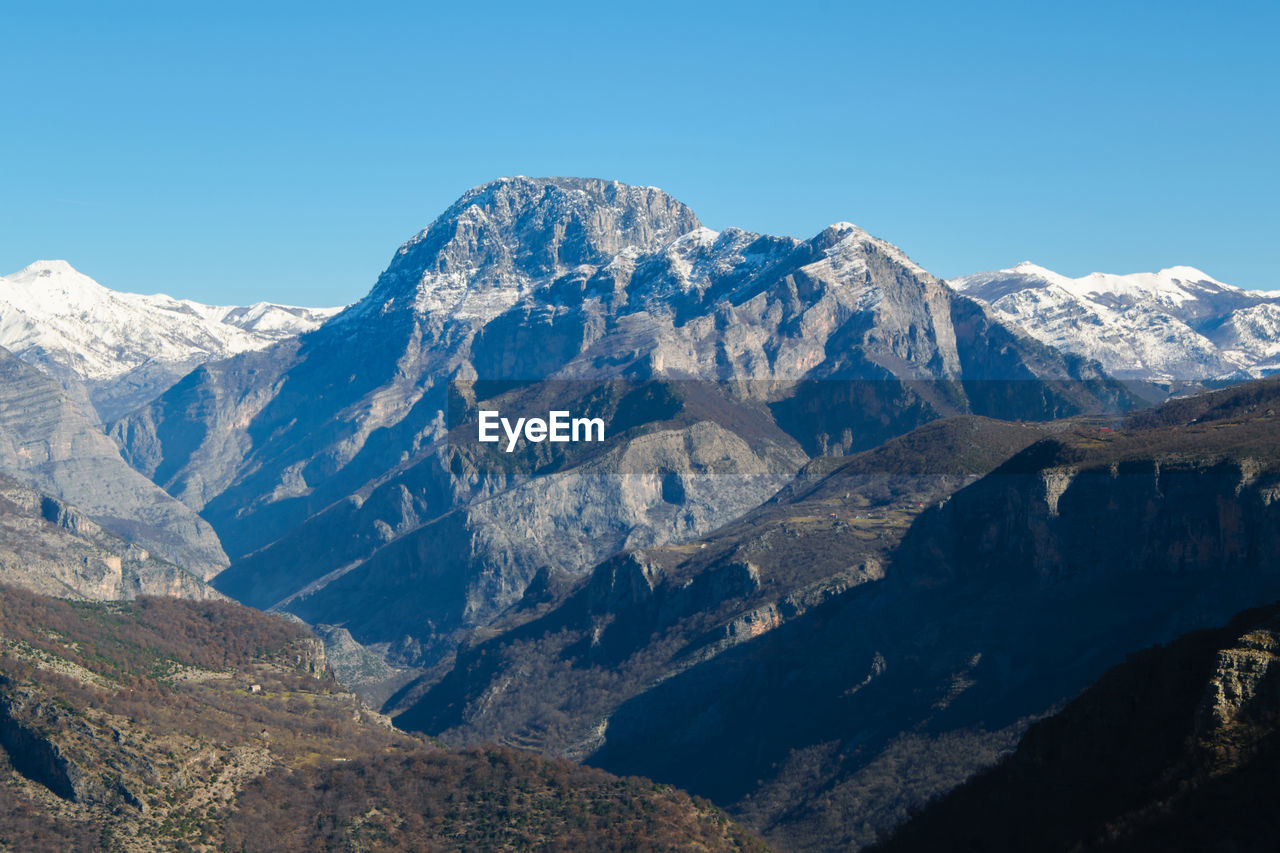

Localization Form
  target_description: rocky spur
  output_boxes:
[478,410,606,452]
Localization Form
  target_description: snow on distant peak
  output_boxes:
[956,262,1239,306]
[1010,261,1058,278]
[812,222,931,280]
[7,259,111,293]
[1158,265,1222,285]
[18,259,79,276]
[0,261,342,383]
[826,221,864,236]
[949,261,1278,382]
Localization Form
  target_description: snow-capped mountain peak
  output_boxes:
[19,259,78,276]
[1160,264,1221,283]
[811,222,932,281]
[0,260,343,419]
[7,259,124,305]
[951,262,1278,382]
[1011,260,1055,276]
[1,260,342,378]
[981,262,1228,302]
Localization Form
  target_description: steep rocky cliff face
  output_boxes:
[871,602,1280,853]
[111,177,1130,674]
[896,453,1280,593]
[0,347,227,582]
[0,474,220,600]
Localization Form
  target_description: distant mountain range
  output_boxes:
[952,262,1280,385]
[0,260,340,420]
[1,177,1279,850]
[0,260,337,594]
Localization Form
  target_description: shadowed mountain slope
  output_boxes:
[869,601,1280,853]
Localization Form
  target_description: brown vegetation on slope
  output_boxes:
[0,584,761,851]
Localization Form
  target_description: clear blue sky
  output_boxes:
[2,1,1276,305]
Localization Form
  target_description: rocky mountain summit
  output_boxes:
[952,262,1280,385]
[112,176,1129,677]
[0,260,340,420]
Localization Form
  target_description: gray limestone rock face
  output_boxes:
[0,474,220,600]
[1195,623,1280,734]
[0,347,227,582]
[307,623,416,708]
